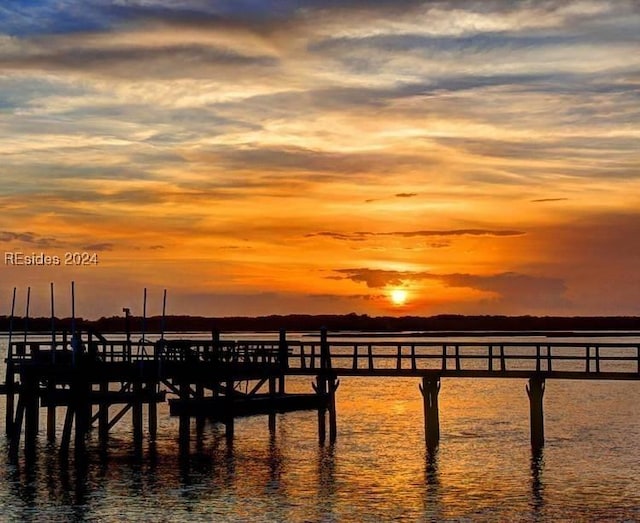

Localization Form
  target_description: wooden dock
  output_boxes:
[3,329,640,457]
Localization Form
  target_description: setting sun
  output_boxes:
[390,289,408,306]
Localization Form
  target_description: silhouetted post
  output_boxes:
[47,383,56,442]
[212,329,220,364]
[9,395,25,459]
[123,308,131,362]
[269,377,277,433]
[179,379,190,446]
[317,327,332,445]
[99,381,109,442]
[527,377,545,450]
[132,381,143,446]
[47,283,57,441]
[225,379,234,440]
[60,406,74,456]
[278,329,288,394]
[74,377,91,452]
[5,362,15,436]
[5,287,16,436]
[148,381,157,440]
[420,378,441,450]
[328,378,339,443]
[24,370,39,455]
[320,327,331,371]
[195,382,205,434]
[314,376,327,444]
[5,368,15,436]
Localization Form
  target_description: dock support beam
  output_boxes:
[420,378,441,450]
[526,377,545,451]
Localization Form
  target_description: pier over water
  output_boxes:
[3,329,640,458]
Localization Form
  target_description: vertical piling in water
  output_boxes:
[46,385,56,442]
[21,286,34,452]
[47,282,57,441]
[24,369,39,455]
[315,375,327,444]
[526,377,545,450]
[132,380,143,446]
[74,376,91,451]
[179,379,190,445]
[5,287,16,436]
[5,357,15,437]
[420,377,441,450]
[278,329,288,394]
[9,395,25,459]
[328,377,339,443]
[5,288,16,428]
[195,382,205,434]
[315,327,332,444]
[99,381,109,442]
[60,406,74,456]
[268,376,277,433]
[148,381,158,440]
[225,379,235,440]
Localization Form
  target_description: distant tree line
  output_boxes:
[1,313,639,333]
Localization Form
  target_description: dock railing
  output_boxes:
[6,334,640,378]
[287,340,640,377]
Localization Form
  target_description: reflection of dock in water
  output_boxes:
[4,326,640,458]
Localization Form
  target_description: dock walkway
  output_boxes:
[3,329,640,456]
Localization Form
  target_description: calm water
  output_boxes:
[1,333,640,521]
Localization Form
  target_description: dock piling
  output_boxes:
[314,376,327,444]
[526,377,545,450]
[269,377,277,433]
[420,378,441,450]
[24,372,40,453]
[133,380,143,446]
[178,380,190,445]
[225,379,234,440]
[328,378,339,443]
[148,381,158,440]
[99,381,109,442]
[278,329,288,394]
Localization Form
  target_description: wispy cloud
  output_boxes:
[0,230,62,248]
[308,229,525,241]
[531,198,569,203]
[83,242,114,252]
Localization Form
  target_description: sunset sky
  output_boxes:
[1,1,639,319]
